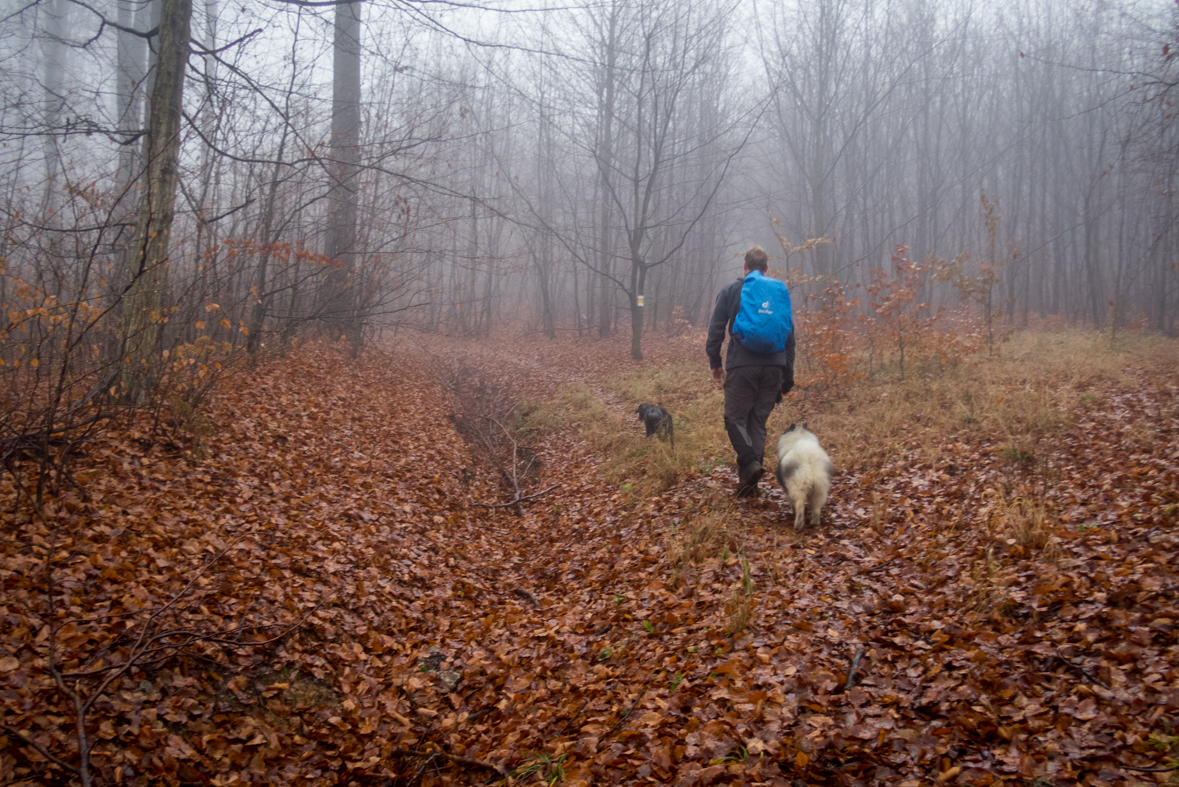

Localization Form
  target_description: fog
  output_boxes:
[0,0,1175,368]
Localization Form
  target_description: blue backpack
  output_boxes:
[732,270,793,353]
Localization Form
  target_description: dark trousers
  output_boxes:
[723,365,782,470]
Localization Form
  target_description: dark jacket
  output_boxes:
[706,275,796,374]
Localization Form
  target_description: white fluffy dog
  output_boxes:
[774,424,832,530]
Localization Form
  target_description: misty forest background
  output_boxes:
[5,1,1179,784]
[3,0,1179,390]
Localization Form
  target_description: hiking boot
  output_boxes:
[736,460,764,497]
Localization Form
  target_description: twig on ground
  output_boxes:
[34,533,316,786]
[389,748,508,777]
[513,587,540,606]
[470,484,559,510]
[0,724,80,774]
[1117,763,1177,773]
[1055,652,1111,690]
[408,750,439,781]
[603,688,646,739]
[488,416,525,516]
[555,698,591,738]
[467,706,495,723]
[842,647,866,692]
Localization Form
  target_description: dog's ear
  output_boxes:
[786,423,796,432]
[803,422,809,431]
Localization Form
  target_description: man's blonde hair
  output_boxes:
[744,245,769,272]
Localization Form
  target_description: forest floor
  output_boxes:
[2,328,1179,787]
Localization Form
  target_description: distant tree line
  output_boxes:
[0,0,1176,408]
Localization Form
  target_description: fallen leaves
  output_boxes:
[2,331,1178,785]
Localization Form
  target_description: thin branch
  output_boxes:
[0,724,80,774]
[1117,763,1178,773]
[189,27,263,55]
[603,688,646,740]
[389,748,508,778]
[64,0,157,38]
[555,698,591,738]
[78,536,248,711]
[470,484,558,509]
[1055,653,1111,690]
[487,416,525,516]
[0,0,39,26]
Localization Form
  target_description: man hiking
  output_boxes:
[706,245,796,497]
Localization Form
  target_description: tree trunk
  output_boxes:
[114,0,145,211]
[120,0,191,400]
[629,256,646,360]
[39,0,67,223]
[247,126,290,356]
[322,0,363,352]
[596,0,619,339]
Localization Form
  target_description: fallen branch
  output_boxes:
[0,724,80,774]
[1055,652,1111,690]
[467,706,496,723]
[34,534,317,786]
[471,484,559,510]
[842,647,866,692]
[1117,763,1177,773]
[389,747,508,777]
[488,416,525,515]
[513,587,540,606]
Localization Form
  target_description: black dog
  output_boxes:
[636,404,674,448]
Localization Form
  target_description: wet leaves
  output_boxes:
[2,335,1177,786]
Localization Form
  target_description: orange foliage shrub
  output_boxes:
[783,246,987,393]
[759,219,993,390]
[795,279,861,392]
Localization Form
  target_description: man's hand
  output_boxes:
[711,367,724,386]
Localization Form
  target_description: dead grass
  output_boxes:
[517,385,623,448]
[524,326,1177,535]
[1006,328,1179,381]
[518,364,733,501]
[664,506,746,574]
[610,361,731,477]
[520,329,1179,511]
[724,557,756,634]
[991,491,1058,553]
[783,328,1179,476]
[611,361,715,414]
[725,590,754,635]
[970,546,1016,616]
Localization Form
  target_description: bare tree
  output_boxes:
[120,0,193,400]
[320,0,364,353]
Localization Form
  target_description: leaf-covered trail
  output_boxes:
[2,332,1177,786]
[393,332,1179,787]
